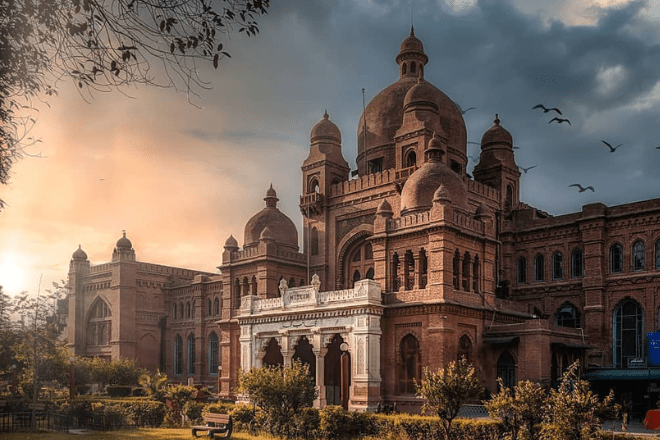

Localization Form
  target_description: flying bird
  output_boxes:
[468,155,479,162]
[569,184,595,193]
[99,178,105,181]
[456,104,476,115]
[654,146,660,149]
[467,141,480,146]
[601,140,622,152]
[533,104,562,115]
[549,117,571,125]
[519,165,537,174]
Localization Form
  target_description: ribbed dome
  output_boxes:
[399,27,424,54]
[403,79,440,110]
[401,160,467,214]
[224,235,238,249]
[116,231,132,249]
[72,245,88,261]
[244,187,299,249]
[311,111,341,143]
[481,114,512,148]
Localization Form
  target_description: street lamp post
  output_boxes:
[217,365,222,396]
[69,357,75,400]
[340,342,349,410]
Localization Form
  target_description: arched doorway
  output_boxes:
[343,239,374,288]
[497,351,516,389]
[293,336,316,384]
[263,338,283,367]
[324,334,350,405]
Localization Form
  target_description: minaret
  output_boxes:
[396,27,429,80]
[68,245,90,355]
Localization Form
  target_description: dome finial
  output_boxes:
[494,114,500,125]
[323,109,328,119]
[265,185,279,207]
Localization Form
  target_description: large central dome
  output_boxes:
[356,28,467,174]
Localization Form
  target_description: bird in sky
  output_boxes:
[569,184,595,192]
[467,141,480,146]
[601,140,622,152]
[549,117,571,125]
[99,178,106,181]
[654,146,660,149]
[519,165,537,174]
[456,104,476,115]
[533,104,562,115]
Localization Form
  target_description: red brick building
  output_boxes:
[66,29,660,413]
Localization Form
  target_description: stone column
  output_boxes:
[413,253,421,290]
[313,347,327,408]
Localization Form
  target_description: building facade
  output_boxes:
[66,30,660,413]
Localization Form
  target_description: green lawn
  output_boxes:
[0,429,274,440]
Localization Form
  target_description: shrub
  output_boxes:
[106,385,132,397]
[375,413,502,440]
[292,406,320,438]
[204,401,235,414]
[183,400,205,424]
[228,403,260,433]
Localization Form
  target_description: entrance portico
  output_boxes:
[238,277,383,412]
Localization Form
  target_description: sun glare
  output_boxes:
[0,253,26,294]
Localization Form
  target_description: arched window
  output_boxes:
[555,303,581,328]
[187,333,195,375]
[251,276,258,296]
[398,334,421,395]
[614,299,643,368]
[517,257,527,284]
[497,351,516,389]
[207,299,212,316]
[411,61,416,74]
[86,298,111,346]
[289,277,296,287]
[610,243,623,273]
[173,303,177,319]
[208,332,219,375]
[633,240,645,271]
[473,255,480,293]
[392,253,400,291]
[186,301,191,319]
[405,150,417,168]
[243,277,249,295]
[420,249,428,289]
[571,249,583,278]
[311,227,319,256]
[179,302,184,319]
[458,335,472,363]
[404,250,415,290]
[534,254,544,282]
[505,185,513,210]
[402,63,407,75]
[453,250,461,289]
[365,267,374,280]
[552,252,563,280]
[214,298,220,316]
[345,239,374,289]
[656,239,660,270]
[174,334,183,376]
[309,178,320,194]
[462,251,471,291]
[234,279,241,308]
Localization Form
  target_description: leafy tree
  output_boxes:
[485,378,547,440]
[540,361,614,440]
[87,356,146,387]
[138,369,169,401]
[237,360,318,437]
[415,357,483,440]
[1,0,270,210]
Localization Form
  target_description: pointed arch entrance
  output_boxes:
[324,334,350,405]
[263,338,283,367]
[293,335,316,384]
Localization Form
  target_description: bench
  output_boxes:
[191,412,232,439]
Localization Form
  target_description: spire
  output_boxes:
[264,184,279,208]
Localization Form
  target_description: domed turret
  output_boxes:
[403,78,440,111]
[480,114,512,149]
[400,138,467,214]
[116,231,132,249]
[311,111,341,144]
[224,235,239,249]
[396,27,428,76]
[376,198,393,216]
[259,226,275,242]
[244,186,299,250]
[72,245,88,261]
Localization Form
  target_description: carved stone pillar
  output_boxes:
[413,253,421,290]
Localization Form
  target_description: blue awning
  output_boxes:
[584,369,660,381]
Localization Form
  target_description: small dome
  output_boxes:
[259,226,275,241]
[401,161,467,214]
[376,198,393,216]
[310,111,341,143]
[475,204,489,217]
[398,27,426,60]
[433,185,451,203]
[244,186,299,249]
[72,245,88,261]
[403,79,439,110]
[116,231,132,249]
[481,114,512,148]
[224,235,238,249]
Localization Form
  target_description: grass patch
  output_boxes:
[0,428,275,440]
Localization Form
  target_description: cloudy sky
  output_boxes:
[2,0,660,298]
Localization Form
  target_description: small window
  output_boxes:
[556,303,581,328]
[633,240,645,271]
[450,160,462,175]
[655,239,660,270]
[411,62,416,74]
[534,254,544,282]
[552,252,563,280]
[214,298,220,316]
[571,249,583,278]
[405,150,417,168]
[402,63,407,75]
[207,299,212,316]
[517,257,527,284]
[505,185,513,211]
[368,158,383,174]
[186,301,191,319]
[309,178,320,194]
[610,243,623,273]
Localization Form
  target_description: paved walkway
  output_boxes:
[601,419,660,437]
